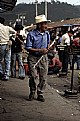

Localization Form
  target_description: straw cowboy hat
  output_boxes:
[35,14,51,24]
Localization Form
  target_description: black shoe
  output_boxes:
[37,95,45,102]
[77,68,80,70]
[2,77,9,81]
[59,72,67,77]
[11,75,16,78]
[29,92,35,101]
[19,76,25,80]
[0,72,4,80]
[70,65,72,70]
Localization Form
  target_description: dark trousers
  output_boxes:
[48,66,61,74]
[28,54,48,95]
[58,48,69,73]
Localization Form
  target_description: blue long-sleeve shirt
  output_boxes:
[26,29,50,56]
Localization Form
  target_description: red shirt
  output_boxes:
[73,38,80,46]
[49,57,62,68]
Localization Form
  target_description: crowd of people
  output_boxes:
[49,25,80,77]
[0,15,80,102]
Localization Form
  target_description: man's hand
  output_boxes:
[39,48,48,54]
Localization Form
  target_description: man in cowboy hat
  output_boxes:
[26,15,51,102]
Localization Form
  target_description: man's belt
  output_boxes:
[29,52,43,57]
[30,53,43,57]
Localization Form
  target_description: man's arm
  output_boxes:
[27,48,48,55]
[9,26,16,34]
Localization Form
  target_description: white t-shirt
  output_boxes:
[0,23,16,44]
[61,33,70,45]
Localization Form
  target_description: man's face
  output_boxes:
[17,30,20,34]
[39,22,48,32]
[68,32,73,37]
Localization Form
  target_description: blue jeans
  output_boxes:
[0,44,11,78]
[11,52,25,77]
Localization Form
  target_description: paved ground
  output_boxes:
[0,70,80,121]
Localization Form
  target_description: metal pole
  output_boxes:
[22,16,23,26]
[18,14,20,21]
[45,0,47,19]
[35,0,38,16]
[20,15,25,26]
[71,55,74,91]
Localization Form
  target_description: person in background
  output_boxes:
[48,54,62,75]
[59,30,74,76]
[26,15,51,102]
[0,17,16,81]
[11,24,25,79]
[73,32,80,70]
